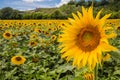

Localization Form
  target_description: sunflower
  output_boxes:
[84,73,94,80]
[48,28,52,31]
[12,43,18,47]
[48,21,52,25]
[45,32,50,36]
[0,26,3,30]
[59,6,117,70]
[51,35,57,42]
[58,22,66,29]
[30,34,38,39]
[38,23,41,26]
[34,28,41,33]
[29,41,37,47]
[11,56,26,65]
[4,23,8,27]
[3,31,12,40]
[116,26,120,30]
[32,56,39,63]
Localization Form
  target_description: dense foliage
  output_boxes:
[0,0,120,19]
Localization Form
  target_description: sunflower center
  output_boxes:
[38,30,41,33]
[15,57,22,61]
[77,26,101,52]
[52,36,55,39]
[5,33,10,37]
[117,26,120,30]
[82,31,93,42]
[31,42,35,45]
[33,36,35,38]
[0,27,2,29]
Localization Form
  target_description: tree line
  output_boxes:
[0,0,120,19]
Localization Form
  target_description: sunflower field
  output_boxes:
[0,17,120,80]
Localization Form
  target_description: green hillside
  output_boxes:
[0,0,120,19]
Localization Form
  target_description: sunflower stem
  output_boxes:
[94,64,98,80]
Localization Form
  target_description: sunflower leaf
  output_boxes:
[110,51,120,60]
[113,70,120,75]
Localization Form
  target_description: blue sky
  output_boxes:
[0,0,100,11]
[0,0,72,11]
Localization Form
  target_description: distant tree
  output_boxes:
[49,10,65,19]
[22,13,32,19]
[60,5,77,14]
[0,7,13,19]
[86,0,92,7]
[108,0,114,3]
[42,13,48,19]
[80,0,85,2]
[68,0,76,5]
[31,13,37,19]
[10,10,22,19]
[31,12,43,19]
[76,0,85,7]
[0,10,2,19]
[100,0,109,6]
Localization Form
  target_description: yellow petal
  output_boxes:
[106,33,117,38]
[88,6,93,20]
[77,11,82,19]
[62,47,79,59]
[95,9,103,20]
[99,14,111,27]
[81,52,89,67]
[82,6,87,17]
[100,41,118,52]
[72,13,80,21]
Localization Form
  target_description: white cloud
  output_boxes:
[4,0,56,11]
[22,0,44,3]
[56,0,70,7]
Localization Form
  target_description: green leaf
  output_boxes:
[110,51,120,60]
[5,67,17,79]
[113,70,120,75]
[73,76,84,80]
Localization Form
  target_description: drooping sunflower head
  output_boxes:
[32,56,39,63]
[11,56,26,65]
[12,42,18,47]
[84,73,94,80]
[3,31,12,40]
[102,53,111,61]
[59,6,117,70]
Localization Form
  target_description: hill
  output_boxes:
[0,0,120,19]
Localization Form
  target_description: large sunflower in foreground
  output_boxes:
[11,56,26,65]
[59,6,117,70]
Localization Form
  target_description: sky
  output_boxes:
[0,0,72,11]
